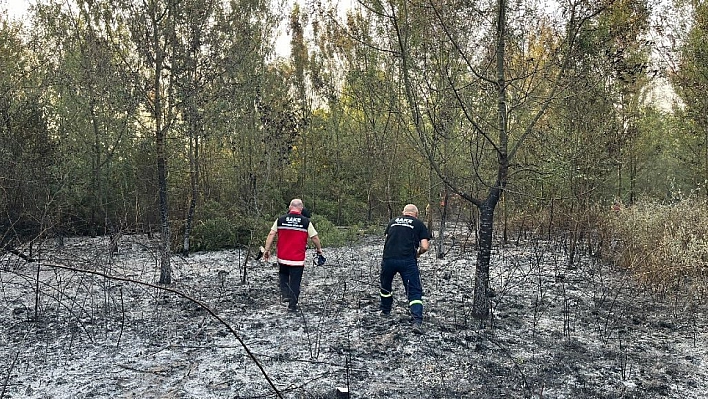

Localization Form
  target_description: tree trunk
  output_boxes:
[472,193,500,320]
[183,133,198,255]
[90,98,101,237]
[152,3,172,285]
[705,126,707,201]
[471,0,508,320]
[436,190,448,258]
[182,44,201,256]
[157,131,172,284]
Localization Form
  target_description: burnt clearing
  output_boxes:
[1,229,706,399]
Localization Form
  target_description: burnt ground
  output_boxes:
[0,229,707,399]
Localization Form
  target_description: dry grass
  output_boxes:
[600,198,708,297]
[501,197,708,298]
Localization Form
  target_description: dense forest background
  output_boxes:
[2,0,708,304]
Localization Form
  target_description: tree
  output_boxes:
[108,0,179,284]
[33,0,141,239]
[671,0,708,198]
[524,0,651,252]
[204,0,288,221]
[351,0,619,320]
[0,14,56,247]
[596,0,652,205]
[170,0,224,255]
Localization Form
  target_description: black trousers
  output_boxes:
[279,264,304,308]
[380,257,424,322]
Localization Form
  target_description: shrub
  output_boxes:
[191,217,249,252]
[310,214,363,247]
[601,197,708,294]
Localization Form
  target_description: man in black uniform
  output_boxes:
[380,204,430,334]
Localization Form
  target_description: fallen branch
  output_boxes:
[1,352,19,399]
[3,246,36,262]
[116,363,170,376]
[40,261,283,399]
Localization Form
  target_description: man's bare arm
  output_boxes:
[418,239,429,257]
[311,235,323,253]
[263,230,277,261]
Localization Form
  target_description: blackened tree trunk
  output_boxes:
[436,190,449,259]
[157,131,172,284]
[470,0,509,319]
[472,189,503,319]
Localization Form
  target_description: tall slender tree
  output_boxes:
[671,0,708,198]
[0,15,54,244]
[358,0,618,319]
[108,0,179,283]
[31,0,138,237]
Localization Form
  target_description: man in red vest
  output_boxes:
[263,199,324,312]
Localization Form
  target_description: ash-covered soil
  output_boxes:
[1,229,706,399]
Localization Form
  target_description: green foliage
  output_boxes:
[632,108,695,200]
[308,197,373,226]
[0,19,57,239]
[189,201,256,251]
[198,200,233,222]
[670,1,708,199]
[191,217,240,252]
[309,214,362,247]
[600,197,708,294]
[4,0,705,281]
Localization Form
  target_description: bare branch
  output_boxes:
[38,261,284,399]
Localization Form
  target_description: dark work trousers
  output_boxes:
[279,264,305,309]
[379,257,423,322]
